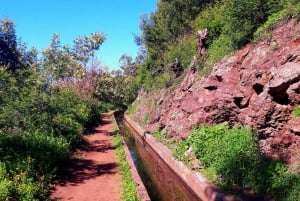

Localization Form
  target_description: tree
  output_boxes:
[119,54,138,77]
[41,32,105,85]
[139,0,213,73]
[0,18,18,71]
[133,33,146,64]
[73,32,105,67]
[94,66,139,107]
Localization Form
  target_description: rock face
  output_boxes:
[132,19,300,163]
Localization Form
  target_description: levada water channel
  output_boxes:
[114,113,229,201]
[116,119,164,200]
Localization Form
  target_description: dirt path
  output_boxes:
[50,113,122,201]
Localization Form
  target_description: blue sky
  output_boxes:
[0,0,158,70]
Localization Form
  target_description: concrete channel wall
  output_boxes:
[124,114,233,201]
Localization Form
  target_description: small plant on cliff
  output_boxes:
[292,105,300,117]
[127,104,137,115]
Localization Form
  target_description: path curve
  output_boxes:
[50,113,122,201]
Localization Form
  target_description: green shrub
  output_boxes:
[0,132,70,200]
[0,85,102,200]
[127,104,137,115]
[204,34,234,73]
[223,0,272,47]
[193,2,225,45]
[52,113,83,143]
[174,125,300,200]
[0,163,10,200]
[153,72,176,89]
[0,132,70,174]
[175,126,260,179]
[264,161,300,201]
[84,101,104,128]
[166,36,197,69]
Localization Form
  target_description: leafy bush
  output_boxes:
[174,125,261,186]
[193,2,225,46]
[204,34,234,73]
[0,158,43,201]
[174,125,300,200]
[153,72,176,89]
[166,37,197,69]
[265,161,300,201]
[0,70,105,200]
[0,132,70,200]
[52,113,83,144]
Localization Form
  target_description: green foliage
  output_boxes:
[127,104,137,115]
[265,161,300,201]
[140,0,211,73]
[222,0,263,47]
[152,72,176,89]
[193,2,225,45]
[204,34,234,72]
[0,132,70,200]
[174,125,261,175]
[0,75,104,200]
[42,32,105,85]
[136,67,153,92]
[292,105,300,117]
[135,0,300,89]
[166,37,197,69]
[0,18,108,200]
[95,70,138,108]
[174,125,300,200]
[113,134,140,201]
[254,1,300,41]
[0,159,43,201]
[0,18,19,71]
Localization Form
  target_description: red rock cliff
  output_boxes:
[133,19,300,164]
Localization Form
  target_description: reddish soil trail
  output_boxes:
[50,113,122,201]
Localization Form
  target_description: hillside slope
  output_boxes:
[132,19,300,164]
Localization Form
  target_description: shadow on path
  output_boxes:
[55,159,118,186]
[52,113,118,188]
[79,138,115,152]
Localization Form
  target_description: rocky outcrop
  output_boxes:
[132,19,300,163]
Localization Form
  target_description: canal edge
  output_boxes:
[124,114,234,201]
[111,111,152,201]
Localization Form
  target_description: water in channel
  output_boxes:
[119,121,164,201]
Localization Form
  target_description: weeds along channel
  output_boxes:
[115,119,164,201]
[173,125,300,201]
